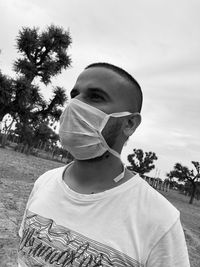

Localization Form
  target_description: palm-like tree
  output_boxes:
[14,25,72,84]
[1,25,71,149]
[167,161,200,204]
[0,72,14,123]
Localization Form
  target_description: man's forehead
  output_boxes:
[75,67,129,90]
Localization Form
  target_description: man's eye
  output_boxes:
[89,94,104,101]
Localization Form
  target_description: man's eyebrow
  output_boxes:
[70,87,111,99]
[87,87,111,98]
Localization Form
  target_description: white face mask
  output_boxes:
[59,99,132,160]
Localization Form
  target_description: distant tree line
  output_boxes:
[166,161,200,204]
[127,148,200,205]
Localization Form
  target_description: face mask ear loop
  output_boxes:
[97,115,121,158]
[113,165,126,183]
[98,113,134,159]
[98,113,125,177]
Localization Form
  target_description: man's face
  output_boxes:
[70,67,134,148]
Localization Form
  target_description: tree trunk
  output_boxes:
[0,119,4,147]
[189,182,196,204]
[1,134,7,148]
[1,117,15,147]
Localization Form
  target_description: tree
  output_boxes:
[13,87,67,153]
[0,72,14,122]
[127,148,158,174]
[12,25,70,149]
[7,77,44,149]
[167,161,200,204]
[15,121,59,149]
[34,86,67,122]
[14,24,72,84]
[1,24,71,136]
[0,72,16,147]
[0,25,71,151]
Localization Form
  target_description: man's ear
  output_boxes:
[123,113,141,138]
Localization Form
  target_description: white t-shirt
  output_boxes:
[18,165,190,267]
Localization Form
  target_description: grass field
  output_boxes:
[0,147,200,266]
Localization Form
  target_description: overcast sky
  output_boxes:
[0,0,200,178]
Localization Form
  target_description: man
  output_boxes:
[18,63,190,266]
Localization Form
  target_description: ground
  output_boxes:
[159,190,200,267]
[0,147,200,266]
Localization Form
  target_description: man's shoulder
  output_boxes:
[128,176,180,259]
[136,177,179,228]
[34,165,66,188]
[139,177,179,214]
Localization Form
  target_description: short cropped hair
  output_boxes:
[85,62,143,113]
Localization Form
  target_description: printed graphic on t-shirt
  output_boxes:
[18,210,142,267]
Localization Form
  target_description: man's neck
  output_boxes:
[64,152,126,194]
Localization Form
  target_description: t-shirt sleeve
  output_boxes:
[18,170,53,237]
[145,218,190,267]
[18,183,36,237]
